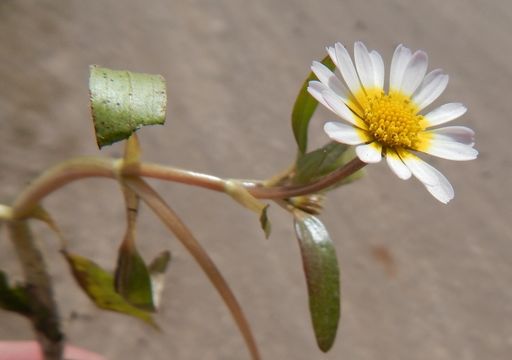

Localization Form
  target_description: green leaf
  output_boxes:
[0,271,31,317]
[63,251,157,328]
[294,142,364,187]
[89,65,167,148]
[114,242,155,312]
[293,210,340,352]
[148,250,172,309]
[225,180,272,238]
[292,55,335,155]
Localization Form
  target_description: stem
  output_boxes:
[245,157,366,199]
[7,221,63,360]
[11,157,117,219]
[127,158,366,199]
[134,163,227,192]
[125,177,261,360]
[11,156,366,217]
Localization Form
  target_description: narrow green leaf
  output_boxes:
[0,271,31,317]
[225,180,272,238]
[63,251,157,328]
[89,65,167,148]
[294,142,364,187]
[292,55,335,154]
[148,250,171,309]
[293,210,340,352]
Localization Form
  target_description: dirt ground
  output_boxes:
[1,0,511,359]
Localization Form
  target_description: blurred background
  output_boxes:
[0,0,511,359]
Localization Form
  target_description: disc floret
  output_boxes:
[363,91,425,149]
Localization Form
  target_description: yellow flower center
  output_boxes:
[359,90,426,149]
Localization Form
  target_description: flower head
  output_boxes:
[308,42,478,203]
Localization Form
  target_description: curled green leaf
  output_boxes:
[292,55,335,155]
[293,210,340,352]
[89,66,167,148]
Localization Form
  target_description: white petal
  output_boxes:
[386,149,412,180]
[356,142,382,163]
[327,46,339,68]
[334,42,363,95]
[412,69,449,110]
[425,103,467,127]
[423,139,478,161]
[307,81,332,110]
[398,150,454,203]
[397,149,439,185]
[428,126,475,145]
[369,50,385,89]
[311,61,349,102]
[424,173,454,204]
[400,50,429,95]
[322,90,367,129]
[390,44,412,91]
[354,41,375,89]
[324,122,368,145]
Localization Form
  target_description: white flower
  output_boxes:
[308,42,478,203]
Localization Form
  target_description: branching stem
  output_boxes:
[11,156,366,218]
[5,154,366,360]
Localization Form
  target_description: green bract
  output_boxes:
[294,142,364,187]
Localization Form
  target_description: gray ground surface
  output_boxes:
[1,1,511,359]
